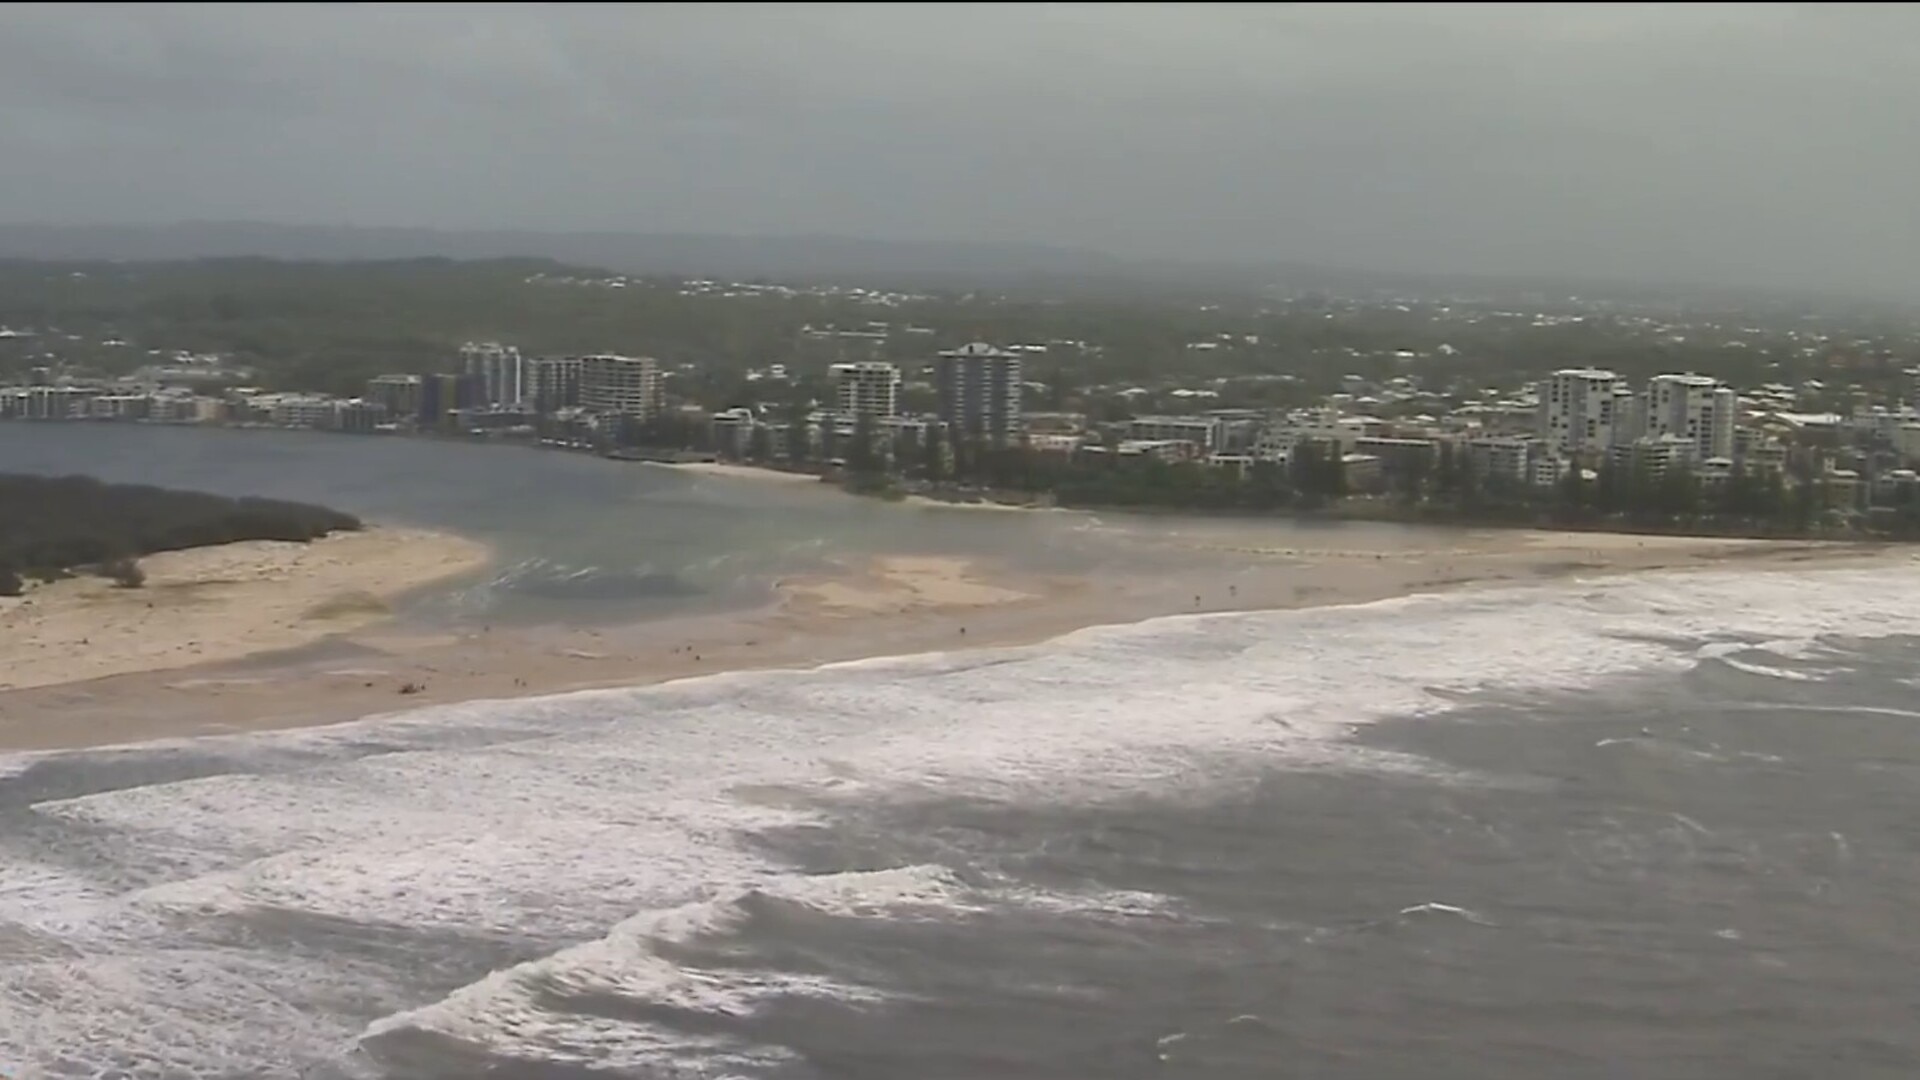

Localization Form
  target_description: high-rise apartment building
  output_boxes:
[1610,385,1640,445]
[365,373,422,420]
[1642,374,1736,461]
[934,342,1022,443]
[1538,368,1624,456]
[525,355,584,412]
[579,355,662,418]
[829,361,901,419]
[460,342,524,407]
[419,372,484,425]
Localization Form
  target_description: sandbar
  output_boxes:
[667,462,826,484]
[0,527,492,693]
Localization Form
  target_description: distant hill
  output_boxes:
[0,221,1886,314]
[0,222,1149,293]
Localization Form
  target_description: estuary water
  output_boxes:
[0,424,1133,625]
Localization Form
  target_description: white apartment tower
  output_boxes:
[1642,374,1736,461]
[579,355,663,419]
[1539,368,1623,456]
[461,341,524,407]
[829,361,901,419]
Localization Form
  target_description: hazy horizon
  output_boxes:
[3,3,1917,299]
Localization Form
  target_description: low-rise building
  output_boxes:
[1608,434,1696,478]
[1528,454,1568,489]
[1824,465,1863,511]
[266,394,337,429]
[1022,411,1087,435]
[1341,452,1385,492]
[88,394,152,421]
[1466,436,1536,486]
[1696,457,1736,488]
[1205,409,1267,452]
[149,392,203,423]
[1352,436,1438,477]
[1115,438,1200,463]
[1026,433,1084,454]
[1874,468,1920,505]
[18,385,101,419]
[1126,415,1219,451]
[194,396,231,425]
[710,407,757,458]
[880,415,933,448]
[1268,409,1382,451]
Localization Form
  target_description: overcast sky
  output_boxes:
[1,2,1915,295]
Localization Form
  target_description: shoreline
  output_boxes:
[0,526,492,694]
[675,460,1882,542]
[666,460,829,484]
[0,526,1898,754]
[26,421,1883,545]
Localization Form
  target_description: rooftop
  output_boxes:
[939,342,1018,359]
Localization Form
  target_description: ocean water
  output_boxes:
[5,562,1920,1078]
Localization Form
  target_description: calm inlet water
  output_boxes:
[2,426,1919,1078]
[0,424,1148,624]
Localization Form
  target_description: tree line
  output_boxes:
[753,425,1913,539]
[0,473,361,596]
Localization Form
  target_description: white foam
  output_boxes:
[362,865,961,1072]
[987,882,1176,920]
[0,863,129,939]
[0,947,357,1077]
[1397,901,1497,926]
[1718,656,1819,681]
[1696,639,1824,681]
[9,563,1920,1074]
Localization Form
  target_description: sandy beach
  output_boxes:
[0,518,1896,753]
[669,461,827,484]
[0,527,491,693]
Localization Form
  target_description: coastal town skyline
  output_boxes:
[5,257,1920,539]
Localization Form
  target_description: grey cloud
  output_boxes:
[0,2,1916,297]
